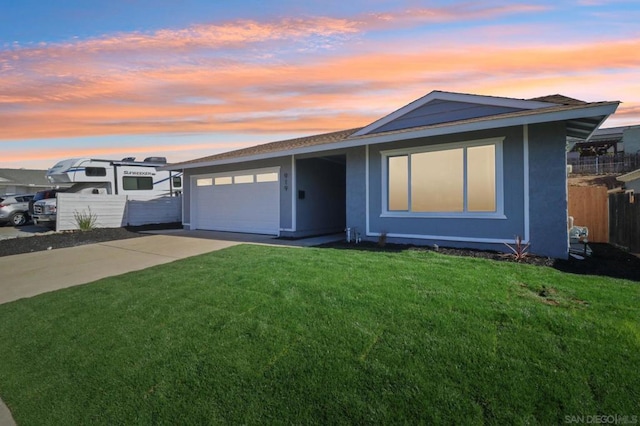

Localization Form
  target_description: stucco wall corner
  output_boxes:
[527,122,569,259]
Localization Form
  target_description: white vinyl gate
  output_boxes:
[193,167,280,235]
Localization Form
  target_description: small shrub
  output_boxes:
[74,208,98,231]
[504,236,530,262]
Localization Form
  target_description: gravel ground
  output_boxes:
[2,227,638,282]
[0,223,182,258]
[0,227,145,257]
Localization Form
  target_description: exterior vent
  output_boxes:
[121,157,136,162]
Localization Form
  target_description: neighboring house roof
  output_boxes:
[569,123,640,153]
[0,168,51,190]
[166,90,619,171]
[617,169,640,183]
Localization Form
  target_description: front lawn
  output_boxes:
[0,245,638,424]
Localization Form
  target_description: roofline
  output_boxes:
[351,90,558,137]
[165,101,619,171]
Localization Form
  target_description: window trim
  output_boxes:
[380,137,505,219]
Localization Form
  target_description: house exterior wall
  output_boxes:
[623,127,640,155]
[356,124,568,258]
[0,185,19,196]
[345,146,368,239]
[625,180,640,192]
[528,122,569,258]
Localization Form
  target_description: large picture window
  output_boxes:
[385,138,502,216]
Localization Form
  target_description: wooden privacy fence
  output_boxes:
[609,192,640,253]
[56,193,181,232]
[567,186,609,243]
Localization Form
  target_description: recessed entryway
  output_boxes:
[295,155,346,237]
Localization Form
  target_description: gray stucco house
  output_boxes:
[166,90,618,258]
[0,168,58,196]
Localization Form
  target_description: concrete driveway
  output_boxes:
[0,234,241,305]
[0,224,53,241]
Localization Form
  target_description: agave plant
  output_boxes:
[504,235,530,262]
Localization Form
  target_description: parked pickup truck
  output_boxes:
[31,189,64,228]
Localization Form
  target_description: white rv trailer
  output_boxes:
[32,157,182,226]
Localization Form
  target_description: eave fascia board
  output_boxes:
[165,102,619,171]
[352,91,559,137]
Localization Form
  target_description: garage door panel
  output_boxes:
[194,169,280,235]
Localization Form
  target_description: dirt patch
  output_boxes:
[568,175,621,189]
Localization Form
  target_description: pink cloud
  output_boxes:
[1,7,638,144]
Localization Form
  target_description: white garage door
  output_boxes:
[193,167,280,235]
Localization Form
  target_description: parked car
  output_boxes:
[0,194,35,226]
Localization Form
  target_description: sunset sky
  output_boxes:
[2,0,639,169]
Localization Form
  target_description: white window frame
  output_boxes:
[381,137,505,219]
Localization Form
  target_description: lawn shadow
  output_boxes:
[553,243,640,282]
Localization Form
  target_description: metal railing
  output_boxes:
[568,153,640,175]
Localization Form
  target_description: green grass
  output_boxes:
[0,245,638,425]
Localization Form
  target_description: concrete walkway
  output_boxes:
[0,231,342,424]
[139,228,344,247]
